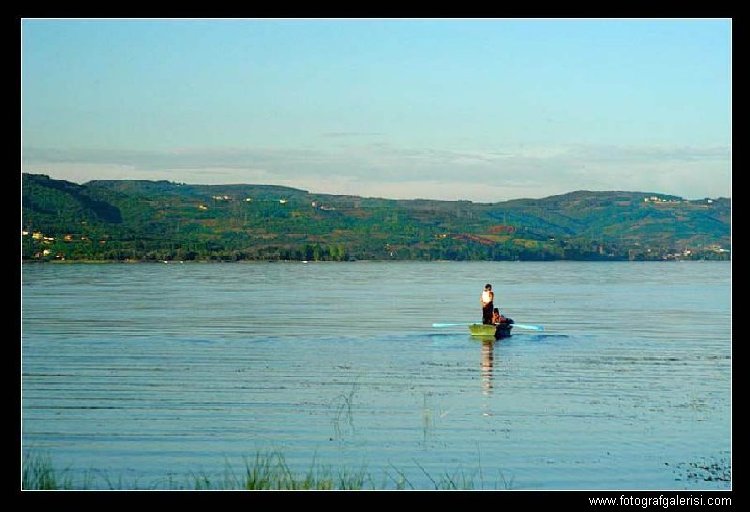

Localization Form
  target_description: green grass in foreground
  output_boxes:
[22,453,77,490]
[22,451,512,490]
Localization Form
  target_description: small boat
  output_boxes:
[469,322,513,339]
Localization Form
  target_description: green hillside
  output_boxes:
[22,173,730,262]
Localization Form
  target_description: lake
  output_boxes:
[21,261,731,490]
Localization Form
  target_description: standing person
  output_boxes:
[481,283,494,325]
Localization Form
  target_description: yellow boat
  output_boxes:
[469,323,513,339]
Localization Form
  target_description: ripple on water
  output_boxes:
[22,261,731,489]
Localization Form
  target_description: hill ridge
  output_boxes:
[22,173,731,262]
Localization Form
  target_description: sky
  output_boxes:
[21,19,731,202]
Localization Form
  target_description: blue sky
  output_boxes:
[22,19,731,201]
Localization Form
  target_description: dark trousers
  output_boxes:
[482,303,494,325]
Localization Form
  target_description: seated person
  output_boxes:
[492,308,513,325]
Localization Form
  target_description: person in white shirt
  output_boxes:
[480,283,494,325]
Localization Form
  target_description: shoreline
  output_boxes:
[21,450,730,491]
[21,258,730,265]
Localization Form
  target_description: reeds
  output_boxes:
[22,450,510,490]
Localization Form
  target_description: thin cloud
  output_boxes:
[22,142,731,201]
[320,131,385,138]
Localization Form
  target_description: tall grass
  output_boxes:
[22,450,511,490]
[22,452,76,490]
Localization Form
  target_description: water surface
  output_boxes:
[22,261,731,489]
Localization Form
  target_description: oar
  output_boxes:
[432,322,544,331]
[512,323,544,331]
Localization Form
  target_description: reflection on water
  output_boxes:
[480,340,494,395]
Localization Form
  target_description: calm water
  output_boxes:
[21,261,731,489]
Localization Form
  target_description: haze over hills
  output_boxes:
[22,173,730,262]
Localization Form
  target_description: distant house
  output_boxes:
[245,198,253,202]
[198,204,209,210]
[22,230,29,236]
[279,199,288,204]
[64,234,73,241]
[645,195,681,204]
[32,232,43,240]
[42,249,51,256]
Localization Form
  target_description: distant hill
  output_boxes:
[22,173,731,261]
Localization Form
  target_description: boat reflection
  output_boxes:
[480,339,494,395]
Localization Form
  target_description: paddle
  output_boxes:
[432,322,544,331]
